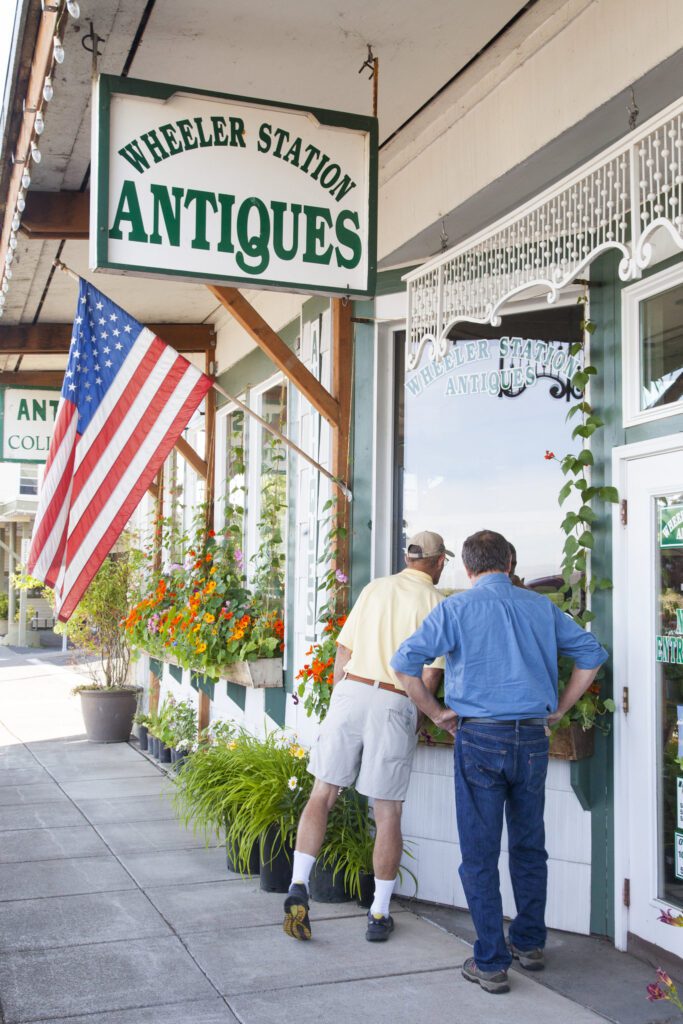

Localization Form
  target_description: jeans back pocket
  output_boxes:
[460,738,507,789]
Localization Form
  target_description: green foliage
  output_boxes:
[62,552,136,690]
[296,489,350,722]
[0,592,8,619]
[546,296,616,733]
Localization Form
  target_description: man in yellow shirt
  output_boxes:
[283,531,458,943]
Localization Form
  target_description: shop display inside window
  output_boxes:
[640,282,683,412]
[395,305,582,595]
[655,495,683,909]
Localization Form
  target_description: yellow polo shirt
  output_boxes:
[336,568,445,691]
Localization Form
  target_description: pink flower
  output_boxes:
[335,569,348,584]
[656,969,673,987]
[658,908,683,926]
[647,984,666,1002]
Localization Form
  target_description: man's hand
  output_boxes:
[433,707,458,736]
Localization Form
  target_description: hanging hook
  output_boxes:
[82,22,105,76]
[358,44,375,80]
[440,219,449,252]
[627,85,639,132]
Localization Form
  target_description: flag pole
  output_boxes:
[52,260,353,502]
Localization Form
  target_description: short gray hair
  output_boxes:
[461,530,511,575]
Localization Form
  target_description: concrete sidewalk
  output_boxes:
[0,647,673,1024]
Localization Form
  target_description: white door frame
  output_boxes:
[612,432,683,951]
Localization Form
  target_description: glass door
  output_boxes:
[620,446,683,956]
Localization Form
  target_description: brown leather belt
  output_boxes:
[344,672,408,697]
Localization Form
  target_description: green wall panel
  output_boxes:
[168,663,183,684]
[226,681,247,710]
[265,687,287,727]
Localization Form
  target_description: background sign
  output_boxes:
[91,75,377,297]
[659,505,683,548]
[0,388,60,463]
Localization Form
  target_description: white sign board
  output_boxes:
[0,388,60,463]
[678,777,683,830]
[91,75,377,297]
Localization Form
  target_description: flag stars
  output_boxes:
[103,346,111,354]
[105,359,113,368]
[124,325,132,333]
[72,349,80,360]
[94,363,100,371]
[98,317,105,326]
[95,377,102,385]
[95,301,103,311]
[68,383,76,392]
[115,342,123,351]
[109,313,118,322]
[112,329,120,337]
[101,331,108,340]
[80,295,86,304]
[75,316,83,326]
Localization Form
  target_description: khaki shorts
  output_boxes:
[308,677,419,801]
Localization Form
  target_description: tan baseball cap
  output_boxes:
[406,530,454,559]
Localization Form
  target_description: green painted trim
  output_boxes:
[149,657,162,677]
[265,686,286,727]
[189,672,199,691]
[226,681,246,710]
[349,317,374,602]
[168,663,183,684]
[197,675,215,699]
[94,74,377,297]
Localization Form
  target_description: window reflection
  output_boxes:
[640,282,683,411]
[396,305,582,595]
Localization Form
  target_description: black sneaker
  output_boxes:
[283,883,311,941]
[462,956,510,994]
[366,911,394,942]
[508,940,545,971]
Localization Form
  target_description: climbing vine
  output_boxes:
[546,295,617,730]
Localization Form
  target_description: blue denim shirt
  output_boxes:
[390,573,608,719]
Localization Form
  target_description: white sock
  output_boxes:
[291,851,316,890]
[370,876,396,917]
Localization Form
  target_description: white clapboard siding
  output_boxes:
[395,745,592,933]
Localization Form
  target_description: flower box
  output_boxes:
[218,657,283,689]
[549,722,594,761]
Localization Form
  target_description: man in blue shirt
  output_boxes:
[391,529,608,995]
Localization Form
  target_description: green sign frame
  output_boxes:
[93,74,378,298]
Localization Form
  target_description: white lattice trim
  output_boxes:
[405,97,683,369]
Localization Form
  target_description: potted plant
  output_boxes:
[0,592,8,637]
[549,660,615,761]
[63,553,141,743]
[168,699,197,769]
[133,711,150,751]
[311,788,375,904]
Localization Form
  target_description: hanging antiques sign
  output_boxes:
[404,336,583,400]
[0,388,60,463]
[90,75,377,297]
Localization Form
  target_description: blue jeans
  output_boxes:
[454,720,549,972]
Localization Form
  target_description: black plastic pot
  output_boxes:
[137,725,148,751]
[259,826,293,893]
[78,689,140,743]
[226,840,260,876]
[173,750,188,772]
[309,860,354,903]
[148,735,159,758]
[356,871,375,909]
[159,742,172,764]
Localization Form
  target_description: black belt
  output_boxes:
[459,717,547,726]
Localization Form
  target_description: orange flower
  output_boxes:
[205,553,213,562]
[204,613,215,624]
[196,642,207,653]
[208,530,216,538]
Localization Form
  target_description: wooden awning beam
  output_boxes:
[0,371,63,387]
[175,436,208,479]
[0,323,215,355]
[207,285,340,428]
[20,191,90,240]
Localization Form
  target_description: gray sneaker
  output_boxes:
[508,941,545,971]
[462,956,510,994]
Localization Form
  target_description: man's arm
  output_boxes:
[547,665,600,726]
[393,669,458,736]
[333,643,352,686]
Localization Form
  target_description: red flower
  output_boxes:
[544,450,555,460]
[647,983,666,1002]
[208,529,216,538]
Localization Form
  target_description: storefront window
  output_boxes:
[224,409,246,546]
[396,305,582,594]
[19,464,38,496]
[250,381,287,601]
[655,495,683,909]
[640,282,683,413]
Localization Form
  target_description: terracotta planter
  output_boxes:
[549,722,595,761]
[78,689,140,743]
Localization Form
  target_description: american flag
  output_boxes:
[28,279,212,622]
